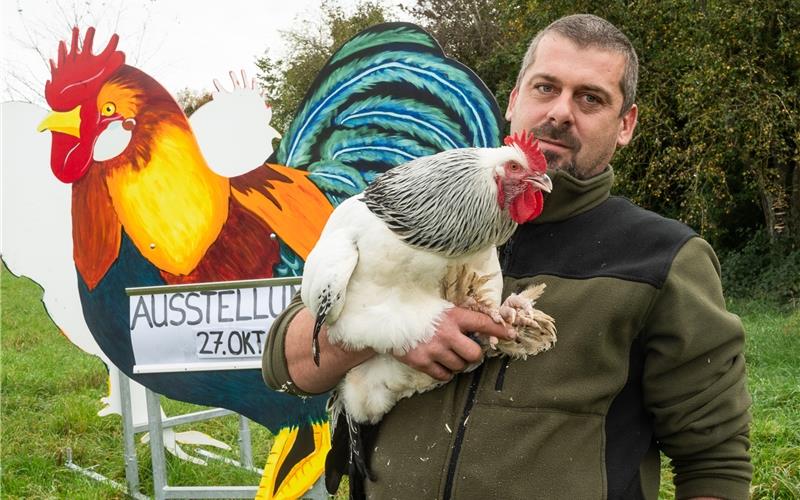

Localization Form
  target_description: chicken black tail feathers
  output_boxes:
[312,313,324,366]
[325,409,378,498]
[312,287,338,366]
[347,411,376,484]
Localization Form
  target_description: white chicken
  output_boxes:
[301,131,557,425]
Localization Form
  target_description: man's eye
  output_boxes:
[583,94,600,104]
[535,84,554,94]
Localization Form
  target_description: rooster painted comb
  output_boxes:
[504,130,547,173]
[45,27,125,110]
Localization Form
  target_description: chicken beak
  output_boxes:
[37,106,82,138]
[528,173,553,193]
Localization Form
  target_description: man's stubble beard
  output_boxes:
[542,150,585,180]
[532,122,588,180]
[533,123,613,180]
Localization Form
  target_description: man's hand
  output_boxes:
[395,307,514,381]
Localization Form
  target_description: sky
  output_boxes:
[1,0,411,105]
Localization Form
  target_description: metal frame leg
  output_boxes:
[237,416,253,470]
[146,388,168,500]
[118,369,141,495]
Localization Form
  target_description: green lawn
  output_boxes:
[2,266,798,498]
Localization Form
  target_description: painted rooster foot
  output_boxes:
[495,284,557,359]
[212,69,261,97]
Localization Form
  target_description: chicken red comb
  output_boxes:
[504,130,547,173]
[44,27,125,111]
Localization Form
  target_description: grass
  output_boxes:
[2,265,799,498]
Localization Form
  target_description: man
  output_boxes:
[263,14,752,499]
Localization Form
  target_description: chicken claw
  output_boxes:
[494,284,556,359]
[499,292,535,325]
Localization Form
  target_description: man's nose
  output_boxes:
[546,93,574,127]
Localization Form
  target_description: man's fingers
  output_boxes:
[451,308,515,340]
[427,363,453,382]
[435,348,469,372]
[449,334,484,364]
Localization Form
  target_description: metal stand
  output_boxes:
[144,387,253,499]
[66,369,327,499]
[141,382,328,499]
[119,368,141,495]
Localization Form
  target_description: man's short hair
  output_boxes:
[515,14,639,115]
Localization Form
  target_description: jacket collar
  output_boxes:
[532,167,614,224]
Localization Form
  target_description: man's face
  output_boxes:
[505,34,638,179]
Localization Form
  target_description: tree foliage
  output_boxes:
[255,0,391,134]
[174,88,213,116]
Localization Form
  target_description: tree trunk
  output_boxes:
[755,168,777,241]
[790,163,800,246]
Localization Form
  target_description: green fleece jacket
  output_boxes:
[263,168,752,500]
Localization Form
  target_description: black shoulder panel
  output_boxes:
[503,197,697,288]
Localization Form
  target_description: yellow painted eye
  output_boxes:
[101,102,116,117]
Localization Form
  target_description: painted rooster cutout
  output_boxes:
[31,23,504,498]
[1,72,281,467]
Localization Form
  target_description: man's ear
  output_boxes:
[617,103,638,147]
[505,87,520,122]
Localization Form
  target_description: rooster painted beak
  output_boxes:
[527,173,553,193]
[37,106,82,138]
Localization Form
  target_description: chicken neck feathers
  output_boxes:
[363,148,516,257]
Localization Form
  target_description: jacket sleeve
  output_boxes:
[262,292,314,396]
[642,237,752,500]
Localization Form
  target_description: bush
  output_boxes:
[720,231,800,306]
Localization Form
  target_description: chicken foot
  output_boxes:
[440,264,556,357]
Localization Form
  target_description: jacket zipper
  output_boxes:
[501,234,515,273]
[442,363,485,500]
[494,356,510,391]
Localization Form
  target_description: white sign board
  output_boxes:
[127,277,300,374]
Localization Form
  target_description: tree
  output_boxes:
[402,0,507,97]
[255,0,392,134]
[175,88,213,116]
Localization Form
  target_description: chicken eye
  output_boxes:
[508,162,522,172]
[101,102,116,117]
